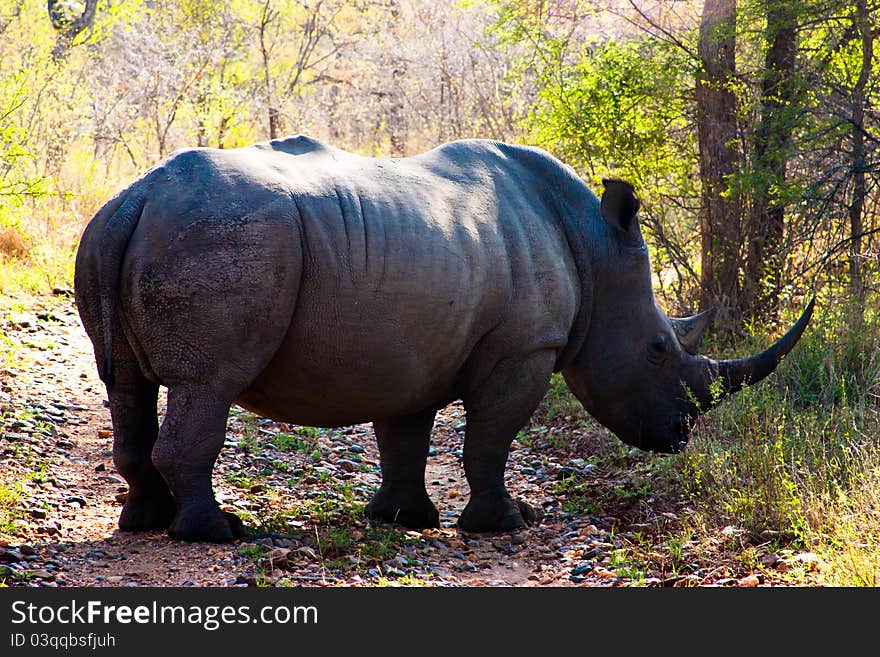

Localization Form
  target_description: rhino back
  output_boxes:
[119,138,583,425]
[242,140,582,423]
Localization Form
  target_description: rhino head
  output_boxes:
[562,179,814,454]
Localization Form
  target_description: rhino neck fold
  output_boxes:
[548,196,600,373]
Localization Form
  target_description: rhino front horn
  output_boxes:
[706,298,815,402]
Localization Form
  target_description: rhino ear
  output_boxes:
[600,179,640,233]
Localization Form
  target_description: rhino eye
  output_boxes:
[648,334,669,363]
[650,334,668,353]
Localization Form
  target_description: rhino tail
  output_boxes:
[96,188,148,390]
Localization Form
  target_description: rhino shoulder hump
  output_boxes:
[255,134,330,156]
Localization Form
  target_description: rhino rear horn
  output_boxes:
[671,308,714,354]
[600,179,640,233]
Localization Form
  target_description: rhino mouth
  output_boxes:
[668,417,690,453]
[634,416,690,454]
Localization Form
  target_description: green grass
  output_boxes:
[551,475,602,515]
[0,480,26,538]
[535,373,588,425]
[225,472,260,490]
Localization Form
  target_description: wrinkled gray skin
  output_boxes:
[74,135,814,541]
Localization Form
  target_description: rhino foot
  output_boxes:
[366,487,440,529]
[458,495,538,533]
[167,505,248,543]
[118,490,176,532]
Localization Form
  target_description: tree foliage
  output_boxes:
[0,0,876,322]
[492,0,879,324]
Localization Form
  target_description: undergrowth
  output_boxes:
[530,294,880,586]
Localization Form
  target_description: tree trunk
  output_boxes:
[849,0,872,319]
[48,0,98,59]
[386,1,407,157]
[259,1,282,140]
[697,0,742,323]
[743,0,799,321]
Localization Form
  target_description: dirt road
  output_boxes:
[2,294,641,587]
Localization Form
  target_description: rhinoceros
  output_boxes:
[74,135,813,542]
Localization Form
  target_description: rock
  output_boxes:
[581,547,602,560]
[28,508,48,520]
[97,429,112,439]
[571,562,593,576]
[760,553,780,568]
[65,496,87,507]
[737,574,760,587]
[114,491,128,504]
[235,574,257,586]
[349,445,365,454]
[296,546,319,561]
[454,423,467,432]
[94,463,106,472]
[556,466,575,478]
[0,548,23,563]
[249,484,265,494]
[510,534,525,545]
[336,459,359,473]
[264,548,290,568]
[30,569,54,579]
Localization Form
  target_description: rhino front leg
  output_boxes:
[151,384,245,542]
[366,409,440,529]
[458,350,556,532]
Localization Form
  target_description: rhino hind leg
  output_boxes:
[458,350,555,533]
[151,383,245,542]
[366,409,440,529]
[106,348,176,532]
